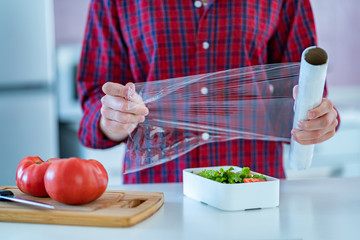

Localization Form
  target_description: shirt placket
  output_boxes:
[194,0,212,74]
[193,0,216,153]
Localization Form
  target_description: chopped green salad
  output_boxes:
[193,167,267,184]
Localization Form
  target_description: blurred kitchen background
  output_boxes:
[0,0,359,186]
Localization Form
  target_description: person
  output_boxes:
[77,0,339,183]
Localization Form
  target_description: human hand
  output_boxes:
[100,82,149,142]
[291,85,338,145]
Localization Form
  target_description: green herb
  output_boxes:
[196,167,266,184]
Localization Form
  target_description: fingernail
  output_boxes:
[308,111,315,119]
[127,88,134,99]
[297,121,304,129]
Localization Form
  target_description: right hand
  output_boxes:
[100,82,149,142]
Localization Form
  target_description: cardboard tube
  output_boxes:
[289,46,328,170]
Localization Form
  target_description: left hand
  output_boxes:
[291,85,338,145]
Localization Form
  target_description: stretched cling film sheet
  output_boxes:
[123,63,301,173]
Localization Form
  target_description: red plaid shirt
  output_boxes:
[77,0,320,183]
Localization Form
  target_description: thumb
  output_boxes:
[293,85,298,100]
[293,85,298,112]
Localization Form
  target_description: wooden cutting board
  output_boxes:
[0,186,164,228]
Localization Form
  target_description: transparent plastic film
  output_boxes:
[122,63,302,174]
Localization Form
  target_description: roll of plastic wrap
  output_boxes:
[289,46,329,170]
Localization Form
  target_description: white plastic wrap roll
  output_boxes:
[289,46,328,170]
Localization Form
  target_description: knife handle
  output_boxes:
[0,190,15,198]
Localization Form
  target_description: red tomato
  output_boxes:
[16,156,51,197]
[243,178,266,183]
[44,157,108,205]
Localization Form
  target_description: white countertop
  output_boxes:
[1,177,360,240]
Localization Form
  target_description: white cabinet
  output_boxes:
[0,0,57,186]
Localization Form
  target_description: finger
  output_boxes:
[292,129,336,145]
[293,85,298,100]
[292,85,298,112]
[297,109,337,131]
[101,107,145,124]
[102,82,144,104]
[292,118,337,141]
[124,82,145,103]
[307,98,334,119]
[101,95,149,116]
[102,82,129,98]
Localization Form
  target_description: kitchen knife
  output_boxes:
[0,190,55,209]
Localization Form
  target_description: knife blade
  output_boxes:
[0,189,55,209]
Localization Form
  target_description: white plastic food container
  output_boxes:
[183,166,279,211]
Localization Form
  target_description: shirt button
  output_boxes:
[202,41,210,50]
[269,84,274,94]
[201,87,208,95]
[194,1,202,8]
[202,132,210,141]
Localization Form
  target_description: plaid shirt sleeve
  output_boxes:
[267,0,317,63]
[77,0,133,148]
